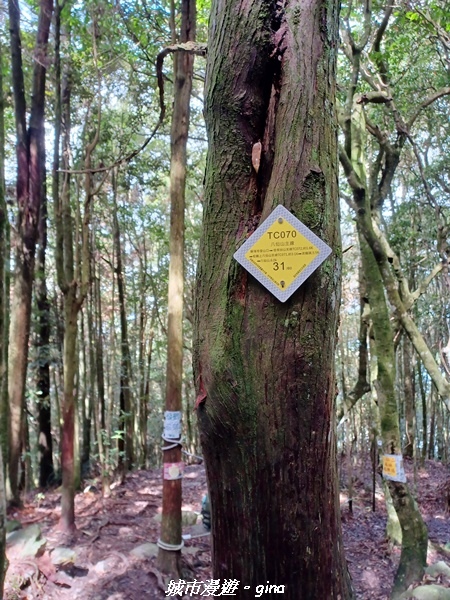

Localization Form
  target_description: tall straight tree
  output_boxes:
[158,0,196,576]
[0,2,9,490]
[53,7,102,531]
[7,0,53,504]
[0,14,6,588]
[112,171,134,475]
[193,0,353,597]
[35,69,53,490]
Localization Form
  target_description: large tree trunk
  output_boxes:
[193,1,353,597]
[157,0,196,576]
[7,0,53,504]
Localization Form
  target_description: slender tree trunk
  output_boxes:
[95,273,106,432]
[113,178,134,473]
[54,23,76,531]
[7,0,53,504]
[139,325,153,469]
[359,232,427,597]
[0,5,10,497]
[403,338,415,459]
[137,271,152,469]
[80,310,91,470]
[193,1,353,597]
[54,12,99,529]
[418,362,427,464]
[0,21,7,593]
[60,287,77,531]
[158,0,196,576]
[428,387,436,459]
[88,269,109,494]
[337,262,370,423]
[35,130,54,487]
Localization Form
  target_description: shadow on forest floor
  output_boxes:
[4,459,450,599]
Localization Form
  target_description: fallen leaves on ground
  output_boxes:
[4,458,450,599]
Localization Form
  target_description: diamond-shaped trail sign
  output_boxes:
[233,205,332,303]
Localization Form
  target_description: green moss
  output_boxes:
[380,413,399,438]
[299,199,318,228]
[292,5,302,26]
[384,482,402,546]
[321,259,333,280]
[284,310,300,329]
[297,171,326,231]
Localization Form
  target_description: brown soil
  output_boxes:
[4,458,450,599]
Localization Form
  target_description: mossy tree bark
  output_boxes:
[194,1,353,598]
[339,2,450,413]
[7,0,53,504]
[359,232,427,596]
[158,0,196,576]
[338,8,440,593]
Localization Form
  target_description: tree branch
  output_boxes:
[408,262,444,310]
[60,41,207,176]
[338,144,365,196]
[407,87,450,130]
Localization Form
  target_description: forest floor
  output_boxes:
[4,458,450,599]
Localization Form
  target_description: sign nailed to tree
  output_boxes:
[234,205,332,302]
[382,454,407,483]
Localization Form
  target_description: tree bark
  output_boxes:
[428,388,436,459]
[7,0,53,504]
[112,176,134,474]
[0,21,7,591]
[60,287,77,531]
[193,1,353,597]
[403,338,415,459]
[158,0,196,576]
[359,231,427,597]
[417,361,427,464]
[0,6,10,497]
[54,11,101,529]
[35,176,54,488]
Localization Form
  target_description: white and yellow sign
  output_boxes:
[234,205,331,302]
[382,454,406,483]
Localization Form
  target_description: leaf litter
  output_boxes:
[4,459,450,599]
